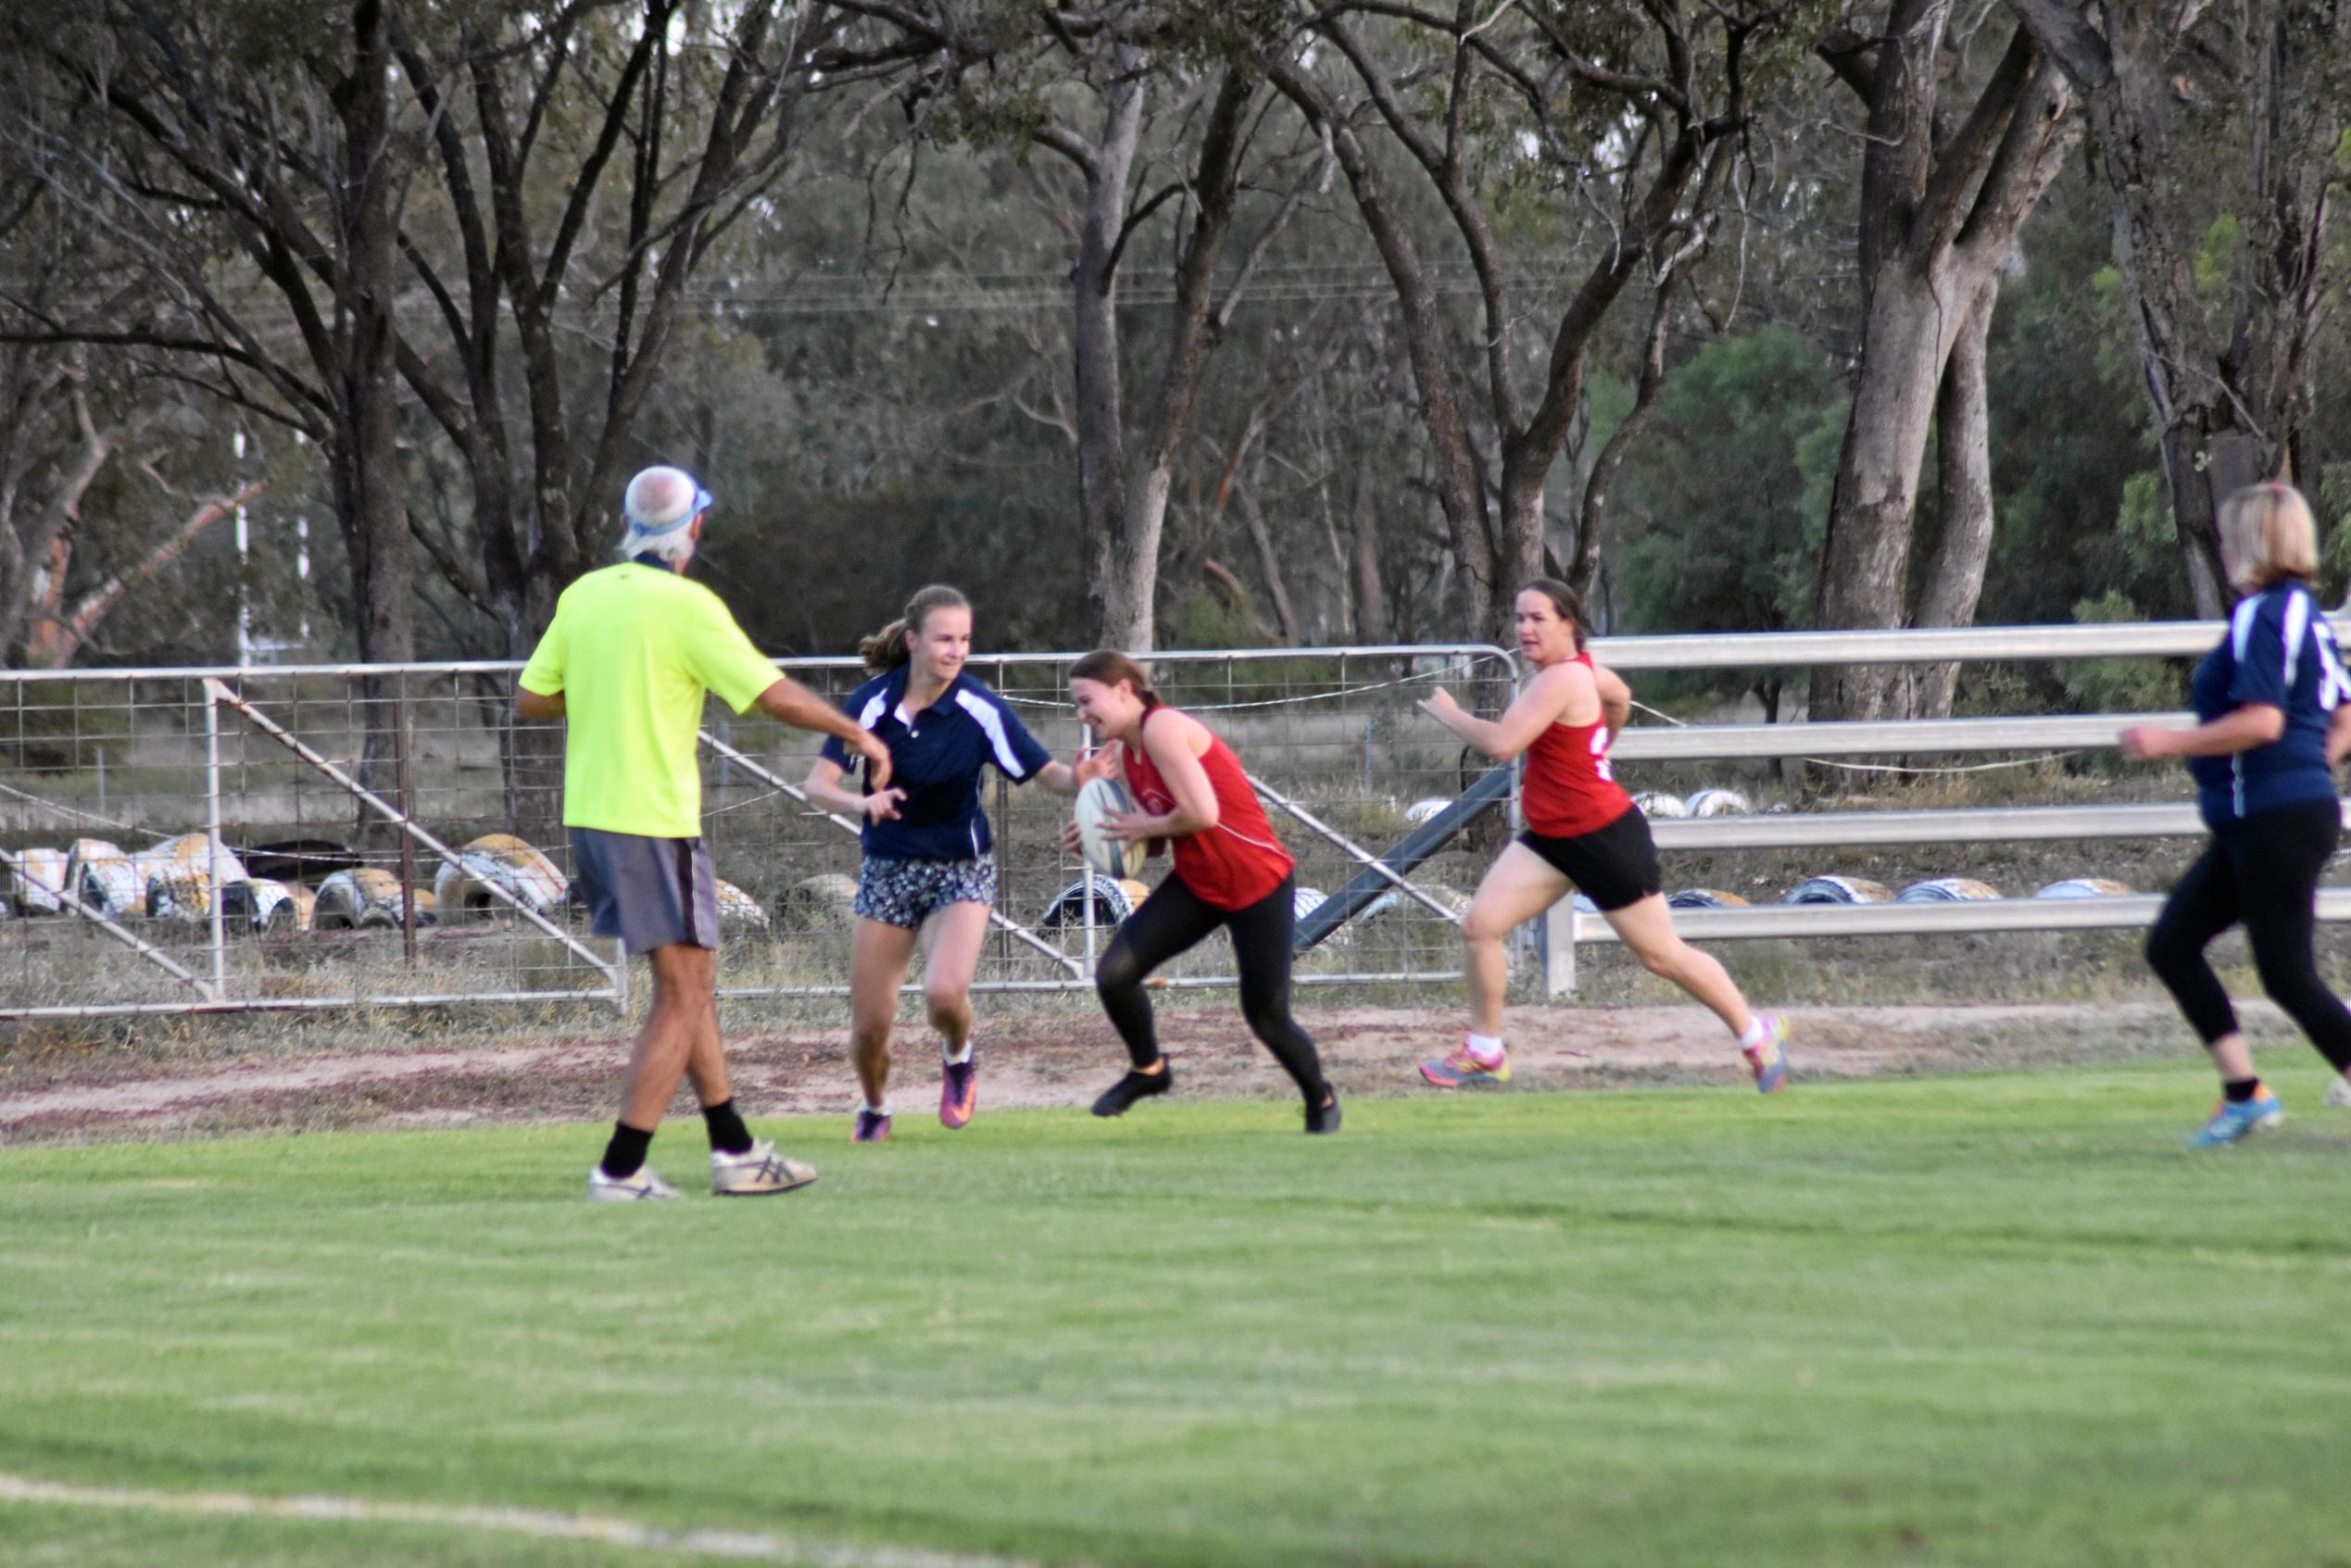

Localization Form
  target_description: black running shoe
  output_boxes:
[1091,1064,1174,1117]
[1305,1088,1342,1135]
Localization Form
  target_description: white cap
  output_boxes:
[622,466,711,535]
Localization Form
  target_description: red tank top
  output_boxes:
[1521,652,1635,837]
[1122,707,1294,910]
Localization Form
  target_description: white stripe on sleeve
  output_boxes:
[956,688,1026,776]
[2283,587,2310,689]
[2232,595,2262,663]
[857,691,887,731]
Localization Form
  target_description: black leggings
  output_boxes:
[1095,872,1329,1101]
[2144,797,2351,1072]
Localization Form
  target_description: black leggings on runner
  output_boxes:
[2144,797,2351,1072]
[1096,872,1329,1100]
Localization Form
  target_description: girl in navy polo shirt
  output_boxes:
[805,585,1085,1142]
[2122,483,2351,1145]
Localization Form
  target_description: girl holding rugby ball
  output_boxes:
[1065,650,1341,1134]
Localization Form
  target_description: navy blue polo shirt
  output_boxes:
[2187,580,2348,826]
[821,669,1053,860]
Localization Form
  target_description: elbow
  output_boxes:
[2249,708,2288,744]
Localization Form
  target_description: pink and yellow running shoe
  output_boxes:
[1742,1012,1791,1094]
[1419,1040,1511,1088]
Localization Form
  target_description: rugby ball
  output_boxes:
[1075,776,1148,880]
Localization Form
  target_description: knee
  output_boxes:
[1094,947,1141,1001]
[2249,947,2319,1001]
[924,982,969,1027]
[1460,909,1511,947]
[1632,940,1682,980]
[2144,926,2194,976]
[849,1021,891,1057]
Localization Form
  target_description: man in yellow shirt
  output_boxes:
[519,466,891,1201]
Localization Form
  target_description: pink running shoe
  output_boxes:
[1743,1013,1791,1094]
[940,1053,977,1129]
[1419,1040,1510,1088]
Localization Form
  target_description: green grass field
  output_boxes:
[4,1066,2350,1568]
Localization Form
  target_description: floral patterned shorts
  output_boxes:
[854,856,997,930]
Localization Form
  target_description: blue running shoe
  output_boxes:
[2187,1089,2283,1147]
[851,1109,892,1144]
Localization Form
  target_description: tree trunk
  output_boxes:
[1100,69,1255,653]
[1265,58,1495,639]
[1810,18,2077,719]
[1072,56,1148,649]
[1236,466,1298,646]
[1812,267,1962,721]
[1351,467,1390,645]
[20,482,258,669]
[2008,0,2345,619]
[1912,277,1999,720]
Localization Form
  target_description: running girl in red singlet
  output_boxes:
[1063,650,1341,1134]
[1414,579,1790,1092]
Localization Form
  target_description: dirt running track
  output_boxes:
[0,1001,2225,1145]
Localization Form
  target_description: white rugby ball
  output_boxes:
[1075,776,1148,880]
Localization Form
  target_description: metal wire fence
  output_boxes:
[0,646,1516,1020]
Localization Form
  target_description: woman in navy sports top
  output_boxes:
[805,586,1086,1143]
[1415,579,1790,1092]
[2121,483,2351,1145]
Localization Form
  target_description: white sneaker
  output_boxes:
[587,1164,682,1202]
[710,1138,818,1197]
[2324,1075,2351,1110]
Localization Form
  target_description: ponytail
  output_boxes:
[1068,649,1163,710]
[858,583,971,674]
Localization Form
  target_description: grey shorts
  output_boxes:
[854,856,996,930]
[569,829,721,954]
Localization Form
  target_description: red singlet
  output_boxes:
[1520,651,1635,838]
[1122,707,1294,909]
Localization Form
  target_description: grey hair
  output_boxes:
[623,524,698,567]
[618,463,705,567]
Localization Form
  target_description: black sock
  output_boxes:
[701,1098,754,1155]
[600,1121,654,1179]
[2223,1077,2263,1104]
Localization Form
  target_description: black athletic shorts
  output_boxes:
[1517,807,1661,912]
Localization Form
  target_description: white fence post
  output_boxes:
[204,679,227,1003]
[1542,901,1576,998]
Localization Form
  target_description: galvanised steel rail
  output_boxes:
[1646,801,2289,851]
[1589,617,2350,670]
[1576,889,2351,944]
[1611,712,2186,761]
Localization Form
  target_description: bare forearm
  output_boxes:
[1439,709,1513,760]
[802,774,868,815]
[1034,760,1080,797]
[756,677,863,746]
[2329,708,2351,766]
[2162,709,2286,758]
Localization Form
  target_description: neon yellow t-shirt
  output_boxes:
[518,564,781,837]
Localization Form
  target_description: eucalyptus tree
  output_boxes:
[1264,0,1805,640]
[838,0,1326,650]
[2012,0,2351,617]
[1807,3,2081,721]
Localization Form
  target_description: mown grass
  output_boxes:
[3,1068,2350,1568]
